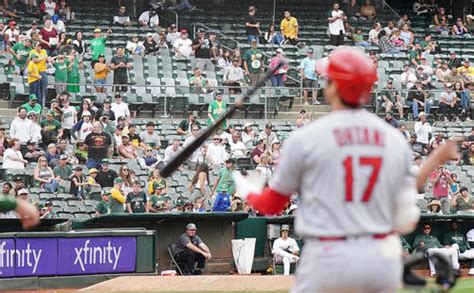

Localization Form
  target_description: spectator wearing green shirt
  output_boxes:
[95,191,110,216]
[243,39,265,86]
[451,186,474,213]
[409,43,422,67]
[207,90,227,129]
[376,79,404,118]
[67,52,81,93]
[90,27,112,67]
[443,222,469,254]
[53,154,73,180]
[22,94,42,114]
[148,188,171,213]
[40,111,63,145]
[52,54,70,96]
[9,37,32,75]
[412,223,460,276]
[177,111,200,135]
[211,158,236,197]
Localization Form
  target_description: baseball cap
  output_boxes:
[244,122,252,128]
[387,78,393,84]
[60,154,68,160]
[265,123,273,129]
[104,98,111,103]
[74,166,83,171]
[98,53,105,58]
[94,28,101,33]
[114,177,124,184]
[450,50,456,54]
[146,32,153,38]
[197,28,205,33]
[29,94,38,101]
[410,133,417,138]
[46,110,55,116]
[307,48,314,54]
[446,82,453,88]
[101,190,111,196]
[186,223,197,230]
[15,176,23,182]
[45,201,52,206]
[170,24,176,28]
[248,5,257,12]
[18,188,29,195]
[215,88,225,96]
[180,29,188,34]
[8,20,16,27]
[153,182,164,190]
[419,111,426,117]
[32,20,38,25]
[281,224,290,231]
[276,48,283,54]
[81,111,92,117]
[191,110,199,117]
[464,58,470,62]
[175,198,185,206]
[102,158,109,164]
[89,168,98,174]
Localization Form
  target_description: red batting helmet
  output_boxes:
[316,47,377,107]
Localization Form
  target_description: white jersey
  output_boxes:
[272,237,300,254]
[270,109,415,237]
[467,229,474,245]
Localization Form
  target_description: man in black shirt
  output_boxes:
[245,6,260,44]
[174,223,211,275]
[406,80,430,119]
[95,159,118,188]
[110,47,132,93]
[95,98,116,121]
[84,122,113,169]
[192,28,212,72]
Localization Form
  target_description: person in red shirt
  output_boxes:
[39,16,58,55]
[430,165,450,198]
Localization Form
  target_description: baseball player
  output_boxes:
[242,47,457,293]
[0,195,39,229]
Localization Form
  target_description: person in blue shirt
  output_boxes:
[299,49,320,105]
[212,186,231,212]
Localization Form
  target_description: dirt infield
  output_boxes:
[81,275,294,292]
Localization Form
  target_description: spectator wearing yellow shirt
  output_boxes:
[29,42,49,106]
[458,58,474,83]
[94,54,109,93]
[147,169,168,195]
[27,54,42,103]
[280,11,299,45]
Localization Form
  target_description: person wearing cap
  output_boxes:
[245,5,261,44]
[173,28,193,57]
[406,79,430,119]
[412,223,459,276]
[448,50,462,69]
[211,158,235,200]
[451,186,474,213]
[27,52,43,104]
[118,135,138,159]
[243,39,265,86]
[415,65,435,89]
[113,5,132,26]
[207,134,228,167]
[222,58,244,94]
[164,24,178,46]
[192,28,213,72]
[174,223,211,275]
[9,36,32,75]
[457,58,474,82]
[147,189,169,213]
[95,158,118,188]
[258,123,279,147]
[280,10,299,45]
[177,111,200,136]
[3,139,27,170]
[30,40,49,101]
[109,177,125,214]
[143,32,159,55]
[138,7,159,28]
[110,47,132,93]
[95,98,116,121]
[40,0,58,17]
[50,54,69,95]
[22,94,42,114]
[13,177,25,197]
[377,78,403,118]
[207,90,228,129]
[74,110,94,140]
[443,221,474,274]
[272,224,300,275]
[400,64,417,90]
[299,48,320,105]
[4,20,20,47]
[91,53,108,92]
[90,27,112,67]
[85,168,101,191]
[439,82,459,122]
[84,122,113,169]
[140,121,161,150]
[435,61,450,83]
[270,48,289,87]
[53,154,73,181]
[327,3,346,46]
[40,110,63,145]
[39,201,58,219]
[60,94,77,140]
[95,191,111,216]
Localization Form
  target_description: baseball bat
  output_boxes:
[160,60,287,178]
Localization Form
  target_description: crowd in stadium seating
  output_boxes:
[0,0,474,223]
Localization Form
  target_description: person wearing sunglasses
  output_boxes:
[412,223,459,276]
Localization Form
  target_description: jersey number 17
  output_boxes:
[343,156,382,203]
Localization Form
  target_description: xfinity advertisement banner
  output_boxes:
[0,236,136,278]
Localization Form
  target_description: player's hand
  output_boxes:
[435,140,460,163]
[232,171,265,200]
[15,199,40,230]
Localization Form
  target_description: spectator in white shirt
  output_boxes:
[76,111,93,140]
[173,29,193,57]
[258,123,279,147]
[138,8,159,28]
[111,94,131,121]
[419,56,434,75]
[368,22,382,45]
[223,59,245,94]
[61,98,77,140]
[164,139,182,164]
[183,126,202,170]
[228,132,247,158]
[166,24,180,46]
[206,135,228,168]
[25,21,40,40]
[400,64,417,89]
[140,121,161,150]
[327,3,346,46]
[10,108,35,151]
[3,139,27,170]
[113,5,132,26]
[414,112,432,146]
